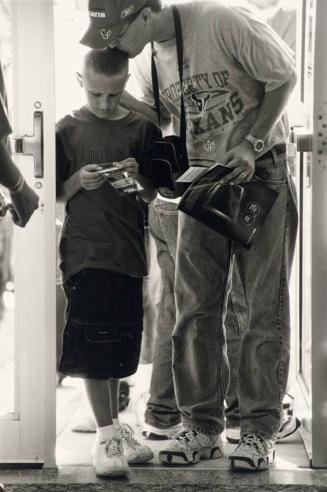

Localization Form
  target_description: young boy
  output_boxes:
[56,48,159,477]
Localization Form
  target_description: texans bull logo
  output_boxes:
[187,89,229,113]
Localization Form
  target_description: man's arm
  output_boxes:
[120,91,173,134]
[0,140,39,227]
[0,139,22,188]
[220,71,297,184]
[120,91,159,126]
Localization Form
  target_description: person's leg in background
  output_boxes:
[127,209,162,427]
[143,198,182,438]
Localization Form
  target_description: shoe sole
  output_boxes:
[126,452,154,464]
[142,430,181,441]
[229,450,275,471]
[226,436,240,444]
[159,446,223,465]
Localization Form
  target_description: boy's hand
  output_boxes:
[115,158,139,181]
[9,181,39,227]
[79,164,104,190]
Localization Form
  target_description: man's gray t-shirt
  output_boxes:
[134,1,295,167]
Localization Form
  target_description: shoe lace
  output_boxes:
[240,433,271,454]
[121,423,139,448]
[103,437,121,457]
[173,429,200,449]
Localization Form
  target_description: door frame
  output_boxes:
[0,0,56,467]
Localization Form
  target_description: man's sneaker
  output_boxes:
[282,392,295,414]
[278,415,301,440]
[121,423,154,464]
[159,428,224,465]
[226,415,301,445]
[229,433,275,471]
[93,436,129,477]
[142,422,183,440]
[226,427,241,444]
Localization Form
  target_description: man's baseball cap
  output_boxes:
[80,0,147,49]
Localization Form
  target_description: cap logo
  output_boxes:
[100,28,113,40]
[121,5,135,19]
[90,9,106,18]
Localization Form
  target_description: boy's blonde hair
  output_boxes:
[83,48,128,77]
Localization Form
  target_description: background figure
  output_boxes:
[142,199,182,439]
[0,59,39,228]
[139,203,161,365]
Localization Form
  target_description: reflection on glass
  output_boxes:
[0,0,15,416]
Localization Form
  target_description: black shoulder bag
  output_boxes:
[151,5,189,199]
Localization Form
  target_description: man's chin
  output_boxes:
[118,46,143,59]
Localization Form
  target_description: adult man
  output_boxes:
[0,61,39,227]
[81,0,298,471]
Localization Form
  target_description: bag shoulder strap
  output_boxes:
[151,6,187,161]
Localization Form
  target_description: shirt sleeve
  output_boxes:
[216,6,296,92]
[56,124,73,186]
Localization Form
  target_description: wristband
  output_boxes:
[9,174,25,195]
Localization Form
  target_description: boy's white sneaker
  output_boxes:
[159,428,224,465]
[121,423,154,463]
[93,436,129,477]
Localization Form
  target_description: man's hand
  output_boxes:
[219,141,256,185]
[79,164,104,190]
[9,181,39,227]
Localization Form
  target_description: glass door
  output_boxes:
[0,0,56,466]
[293,0,327,468]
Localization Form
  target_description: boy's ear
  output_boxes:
[76,72,83,87]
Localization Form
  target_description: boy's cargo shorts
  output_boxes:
[59,268,143,379]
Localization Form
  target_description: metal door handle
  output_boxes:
[11,111,44,178]
[290,127,313,153]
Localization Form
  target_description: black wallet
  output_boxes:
[178,163,278,249]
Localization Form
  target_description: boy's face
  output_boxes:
[79,67,128,119]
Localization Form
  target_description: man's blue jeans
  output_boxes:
[173,146,298,438]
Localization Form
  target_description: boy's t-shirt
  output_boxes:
[134,1,295,166]
[56,107,159,283]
